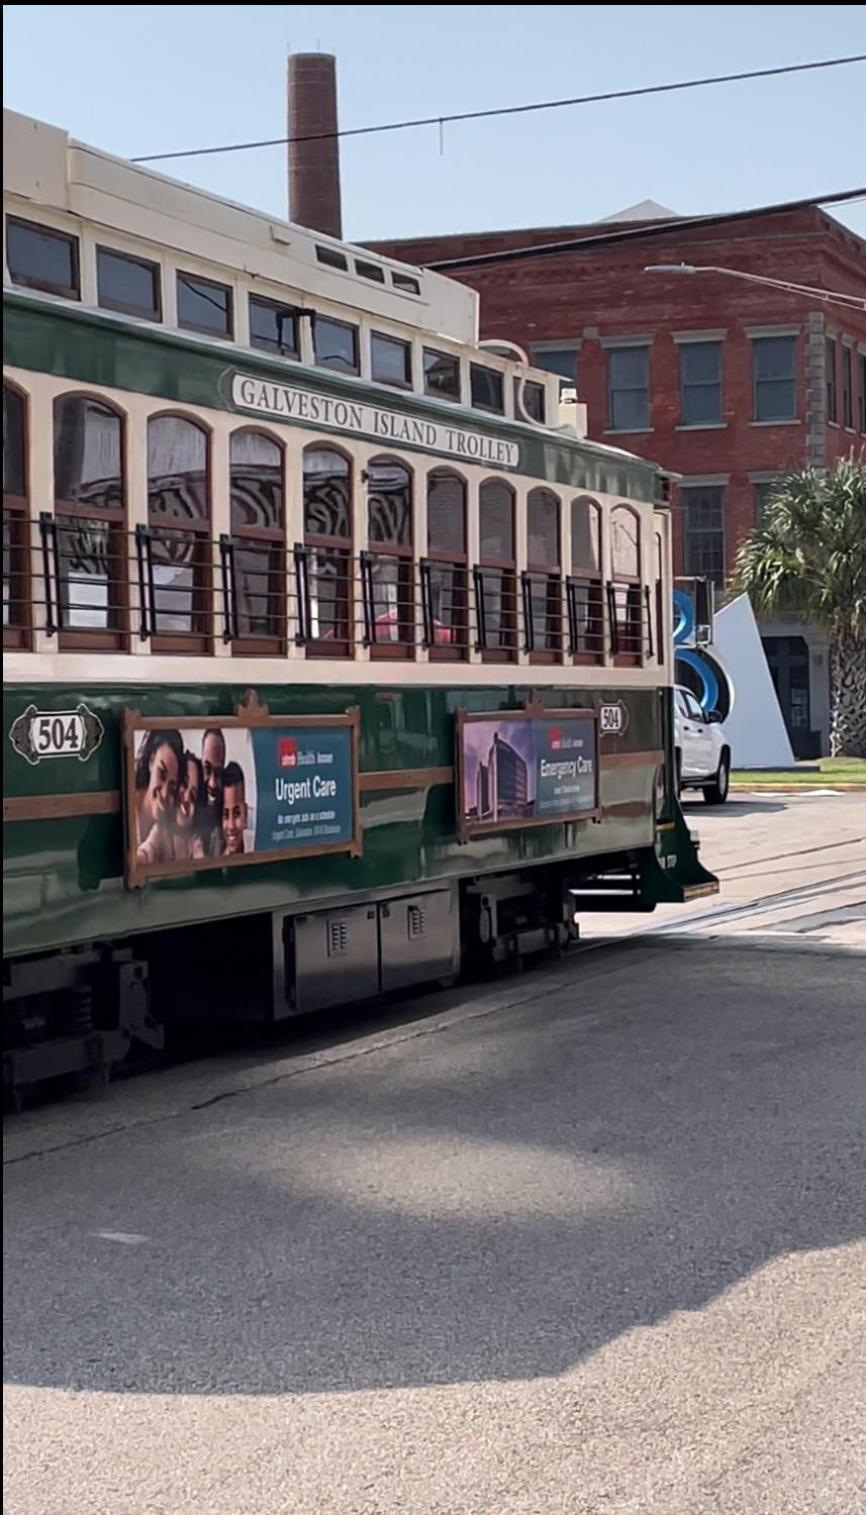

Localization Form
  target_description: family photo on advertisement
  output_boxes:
[134,726,256,866]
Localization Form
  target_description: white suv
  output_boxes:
[674,685,731,804]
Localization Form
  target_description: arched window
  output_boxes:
[567,495,604,662]
[53,394,125,648]
[477,478,517,661]
[571,495,602,575]
[302,446,352,656]
[365,457,413,656]
[3,384,29,647]
[147,414,211,651]
[229,429,285,653]
[525,486,562,660]
[610,504,643,664]
[425,469,467,659]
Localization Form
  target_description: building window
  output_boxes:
[610,504,643,663]
[97,248,161,320]
[229,430,285,652]
[826,337,837,423]
[525,487,562,661]
[302,446,353,655]
[682,486,725,588]
[6,217,79,300]
[679,341,722,426]
[425,469,468,659]
[391,271,420,295]
[753,335,796,422]
[477,479,517,660]
[568,495,603,662]
[753,480,779,521]
[842,346,853,428]
[249,296,298,357]
[470,364,504,414]
[3,384,29,646]
[314,315,359,374]
[371,332,412,388]
[608,346,650,431]
[515,379,545,423]
[176,272,233,338]
[529,345,578,394]
[423,348,460,402]
[147,415,211,650]
[860,354,866,435]
[366,458,414,655]
[53,396,126,646]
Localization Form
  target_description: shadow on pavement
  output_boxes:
[4,942,864,1397]
[683,796,789,816]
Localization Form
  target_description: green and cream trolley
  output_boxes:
[2,109,717,1094]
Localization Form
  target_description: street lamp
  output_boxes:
[644,262,865,312]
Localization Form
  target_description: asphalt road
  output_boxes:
[4,794,865,1514]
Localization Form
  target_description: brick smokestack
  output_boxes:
[287,52,342,239]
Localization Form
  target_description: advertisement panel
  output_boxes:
[457,707,599,839]
[123,697,360,885]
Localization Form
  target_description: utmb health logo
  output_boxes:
[278,737,298,769]
[277,736,323,770]
[548,727,583,752]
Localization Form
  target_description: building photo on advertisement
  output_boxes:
[458,709,598,838]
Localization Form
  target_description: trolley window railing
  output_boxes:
[473,565,520,660]
[51,511,129,649]
[360,548,418,655]
[6,523,658,669]
[566,575,605,663]
[3,508,31,648]
[522,570,564,662]
[141,522,215,652]
[293,541,353,654]
[608,579,652,664]
[220,533,287,653]
[419,555,470,659]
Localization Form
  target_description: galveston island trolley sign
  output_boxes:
[229,372,520,470]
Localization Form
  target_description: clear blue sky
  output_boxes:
[4,4,866,241]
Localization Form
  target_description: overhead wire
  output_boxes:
[423,188,866,270]
[129,53,866,164]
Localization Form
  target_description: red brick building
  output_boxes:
[370,203,866,754]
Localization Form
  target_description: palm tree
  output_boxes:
[732,455,866,758]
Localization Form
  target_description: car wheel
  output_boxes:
[703,752,730,805]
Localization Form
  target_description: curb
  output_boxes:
[730,782,866,793]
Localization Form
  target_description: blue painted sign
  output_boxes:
[673,585,730,717]
[251,726,355,852]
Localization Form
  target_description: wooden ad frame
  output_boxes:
[455,701,600,842]
[122,690,362,888]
